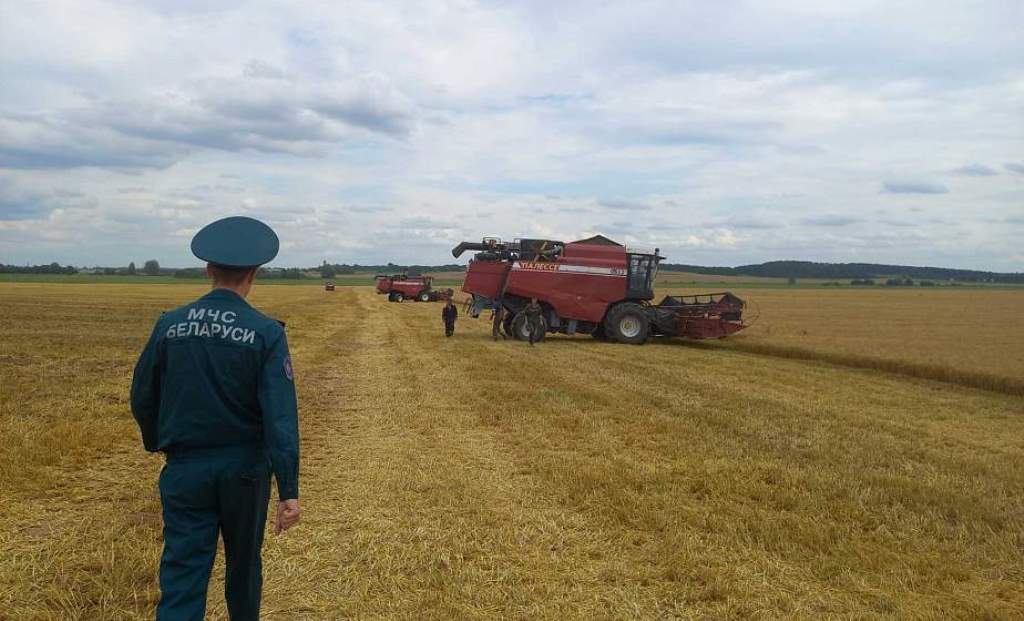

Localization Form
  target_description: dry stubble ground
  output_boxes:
[0,282,1022,620]
[661,287,1024,395]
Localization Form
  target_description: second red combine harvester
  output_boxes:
[452,235,747,344]
[375,273,451,302]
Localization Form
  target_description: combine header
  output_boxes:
[452,236,746,344]
[375,273,451,302]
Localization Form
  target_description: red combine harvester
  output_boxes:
[452,236,746,344]
[375,273,450,302]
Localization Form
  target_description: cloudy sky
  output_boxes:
[1,1,1022,270]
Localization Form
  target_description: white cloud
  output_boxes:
[0,1,1021,271]
[881,181,949,195]
[953,164,999,176]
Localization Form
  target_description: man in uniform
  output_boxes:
[441,297,458,337]
[524,297,543,346]
[130,216,301,621]
[490,299,506,341]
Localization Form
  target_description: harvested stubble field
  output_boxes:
[661,287,1024,395]
[1,282,1022,620]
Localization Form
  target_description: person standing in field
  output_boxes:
[130,216,301,621]
[524,297,543,346]
[442,297,458,337]
[490,299,506,341]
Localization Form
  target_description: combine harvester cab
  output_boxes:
[452,236,746,344]
[375,273,447,302]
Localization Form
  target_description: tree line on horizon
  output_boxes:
[314,261,465,278]
[0,260,464,279]
[3,258,1021,283]
[661,260,1024,284]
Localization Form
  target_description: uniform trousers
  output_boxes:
[527,318,541,345]
[157,445,271,621]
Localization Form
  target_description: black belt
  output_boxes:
[164,442,264,462]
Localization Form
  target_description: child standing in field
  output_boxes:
[442,298,458,337]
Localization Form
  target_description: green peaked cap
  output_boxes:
[191,216,280,267]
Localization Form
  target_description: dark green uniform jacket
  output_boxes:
[130,288,299,500]
[442,304,458,325]
[524,302,543,327]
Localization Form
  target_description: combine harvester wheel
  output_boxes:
[418,291,431,302]
[605,303,650,345]
[511,313,547,343]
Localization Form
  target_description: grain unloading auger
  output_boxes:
[452,236,747,344]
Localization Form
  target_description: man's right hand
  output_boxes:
[274,499,301,535]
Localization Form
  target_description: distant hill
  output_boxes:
[661,261,1024,284]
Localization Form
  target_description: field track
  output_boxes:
[1,283,1022,619]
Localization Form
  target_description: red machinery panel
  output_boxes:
[503,243,628,323]
[461,260,509,300]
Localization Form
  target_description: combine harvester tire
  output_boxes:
[605,303,650,345]
[511,314,547,343]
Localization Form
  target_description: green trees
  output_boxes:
[320,260,337,279]
[0,263,77,274]
[885,277,914,286]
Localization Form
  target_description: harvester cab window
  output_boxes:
[627,254,656,300]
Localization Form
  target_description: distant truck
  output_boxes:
[375,273,450,302]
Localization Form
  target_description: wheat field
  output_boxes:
[1,282,1022,620]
